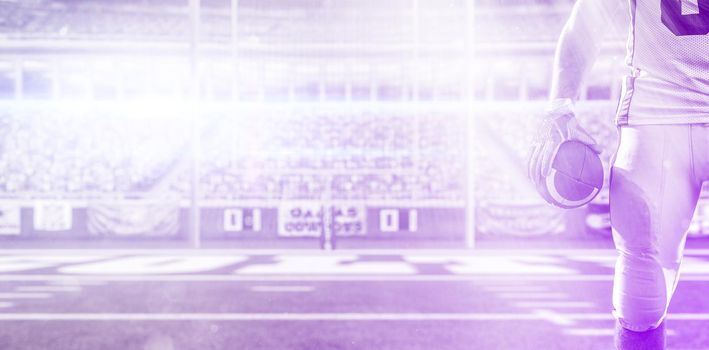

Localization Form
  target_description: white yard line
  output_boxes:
[1,248,708,257]
[497,292,568,300]
[532,309,575,326]
[564,328,615,337]
[564,328,677,337]
[15,285,81,293]
[482,285,549,292]
[250,286,315,293]
[0,293,51,299]
[47,280,106,286]
[514,301,595,309]
[0,312,701,322]
[470,280,530,285]
[0,249,619,256]
[0,274,618,282]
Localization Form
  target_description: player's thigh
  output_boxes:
[609,124,700,262]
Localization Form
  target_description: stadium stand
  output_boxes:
[0,0,700,242]
[0,109,465,201]
[0,110,189,194]
[0,102,621,205]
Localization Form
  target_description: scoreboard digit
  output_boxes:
[379,209,418,233]
[223,208,262,232]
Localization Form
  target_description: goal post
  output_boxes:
[464,0,477,249]
[188,0,202,248]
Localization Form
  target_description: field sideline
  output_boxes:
[0,249,708,349]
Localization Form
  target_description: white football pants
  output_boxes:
[611,123,709,332]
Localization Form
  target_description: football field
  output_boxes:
[1,249,709,350]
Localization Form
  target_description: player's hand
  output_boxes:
[527,105,601,189]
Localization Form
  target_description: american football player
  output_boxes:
[528,0,708,349]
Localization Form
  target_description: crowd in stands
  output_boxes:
[196,112,466,201]
[0,109,466,201]
[0,110,189,194]
[0,104,624,203]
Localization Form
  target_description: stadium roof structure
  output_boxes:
[0,0,578,45]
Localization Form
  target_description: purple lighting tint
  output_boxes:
[0,0,704,349]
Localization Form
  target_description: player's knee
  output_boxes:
[616,311,666,333]
[615,295,666,332]
[613,252,668,332]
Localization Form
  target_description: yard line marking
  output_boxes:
[0,293,51,299]
[15,285,81,293]
[237,256,417,275]
[473,280,530,285]
[0,249,620,255]
[1,274,709,282]
[48,279,105,286]
[514,301,595,309]
[59,256,249,275]
[483,285,549,292]
[0,313,702,322]
[0,256,112,273]
[532,309,575,326]
[563,328,677,337]
[403,256,575,275]
[497,292,568,300]
[250,286,314,293]
[2,248,709,257]
[9,248,706,256]
[564,328,615,337]
[0,274,616,282]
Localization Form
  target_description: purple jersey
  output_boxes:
[617,0,709,125]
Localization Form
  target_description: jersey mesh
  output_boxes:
[617,0,709,125]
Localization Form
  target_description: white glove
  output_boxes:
[527,99,602,188]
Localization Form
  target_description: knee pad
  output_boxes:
[613,251,669,332]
